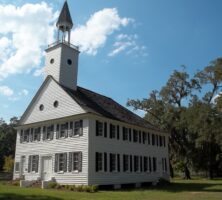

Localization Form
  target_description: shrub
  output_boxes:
[76,185,84,192]
[90,185,98,193]
[157,178,170,186]
[3,156,14,173]
[47,182,58,189]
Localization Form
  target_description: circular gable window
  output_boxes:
[53,100,59,108]
[67,59,72,65]
[39,104,44,111]
[50,58,54,64]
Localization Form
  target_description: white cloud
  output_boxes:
[19,89,29,96]
[0,2,57,80]
[33,68,44,77]
[0,85,14,96]
[72,8,133,55]
[108,34,148,57]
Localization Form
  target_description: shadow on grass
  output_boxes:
[0,193,62,200]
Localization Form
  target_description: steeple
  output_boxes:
[56,1,73,44]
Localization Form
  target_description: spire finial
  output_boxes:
[56,1,73,44]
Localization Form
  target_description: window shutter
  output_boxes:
[96,121,99,136]
[68,152,72,172]
[50,125,54,140]
[139,131,141,143]
[78,152,82,172]
[28,155,31,172]
[95,152,99,172]
[122,127,125,140]
[140,156,143,172]
[69,122,73,137]
[109,153,112,172]
[117,154,120,172]
[104,153,107,172]
[149,157,152,172]
[63,153,67,172]
[36,155,39,172]
[54,154,58,172]
[43,126,46,140]
[65,122,68,138]
[142,132,146,144]
[130,155,132,172]
[129,129,132,142]
[104,122,107,137]
[20,130,23,143]
[79,120,83,136]
[165,159,167,171]
[117,125,120,140]
[56,124,59,139]
[109,124,112,138]
[30,128,33,142]
[156,135,159,146]
[148,133,150,145]
[163,136,166,147]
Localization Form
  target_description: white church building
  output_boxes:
[13,1,170,188]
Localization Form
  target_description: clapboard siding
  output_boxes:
[88,117,170,185]
[14,118,89,185]
[21,78,85,125]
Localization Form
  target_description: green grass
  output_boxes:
[0,178,221,200]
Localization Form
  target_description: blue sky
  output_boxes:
[1,0,222,122]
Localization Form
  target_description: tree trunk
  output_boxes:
[184,165,191,179]
[170,162,174,178]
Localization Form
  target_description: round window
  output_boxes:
[50,58,54,64]
[53,101,59,108]
[39,104,44,111]
[67,59,72,65]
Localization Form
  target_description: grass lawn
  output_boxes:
[0,178,221,200]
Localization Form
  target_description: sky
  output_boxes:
[1,0,222,122]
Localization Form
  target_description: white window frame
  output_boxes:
[110,153,117,172]
[14,162,20,173]
[33,127,41,141]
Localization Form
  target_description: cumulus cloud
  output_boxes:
[0,2,57,80]
[108,33,148,57]
[8,88,29,101]
[0,85,14,96]
[72,8,133,55]
[33,68,44,77]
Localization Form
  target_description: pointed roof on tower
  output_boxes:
[56,1,73,29]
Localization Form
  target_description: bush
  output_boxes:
[47,182,58,189]
[157,178,170,186]
[3,156,14,173]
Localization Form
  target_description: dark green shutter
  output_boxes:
[95,152,99,172]
[117,154,120,172]
[20,130,23,143]
[54,154,58,172]
[139,131,141,143]
[30,128,33,142]
[43,126,46,140]
[56,124,59,139]
[129,129,131,141]
[130,155,132,172]
[104,153,107,172]
[140,156,143,172]
[104,122,107,137]
[109,153,112,172]
[63,153,67,172]
[109,124,112,138]
[36,155,39,172]
[28,155,31,172]
[69,122,73,137]
[65,122,68,138]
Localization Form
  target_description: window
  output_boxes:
[152,134,155,146]
[69,152,82,172]
[162,158,167,172]
[55,153,67,172]
[122,127,128,141]
[28,155,39,173]
[144,157,148,172]
[23,129,30,142]
[44,125,54,140]
[153,157,157,172]
[159,136,162,147]
[53,101,59,108]
[163,136,166,147]
[110,153,116,172]
[134,156,139,172]
[139,131,142,143]
[60,123,68,138]
[15,162,20,173]
[123,155,129,172]
[74,120,83,136]
[30,127,41,142]
[95,152,103,172]
[39,104,44,111]
[67,59,72,65]
[110,124,116,139]
[147,132,150,145]
[50,58,54,64]
[96,121,103,136]
[156,135,159,146]
[133,130,138,142]
[142,132,146,144]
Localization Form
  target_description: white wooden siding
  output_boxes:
[14,118,89,185]
[88,117,170,185]
[20,78,86,125]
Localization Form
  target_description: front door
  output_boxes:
[42,156,52,181]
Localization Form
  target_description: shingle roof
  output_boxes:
[61,84,160,131]
[56,1,73,28]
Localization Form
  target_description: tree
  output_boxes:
[3,155,14,173]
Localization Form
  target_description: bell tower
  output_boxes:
[44,1,79,90]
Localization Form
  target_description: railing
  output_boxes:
[48,40,79,50]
